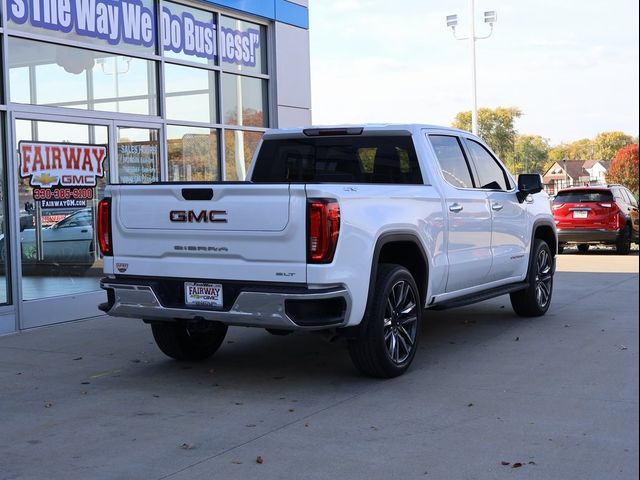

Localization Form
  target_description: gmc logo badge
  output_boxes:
[170,210,228,223]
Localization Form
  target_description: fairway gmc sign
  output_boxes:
[19,141,107,187]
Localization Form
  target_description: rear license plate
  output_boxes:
[185,282,223,308]
[573,210,588,219]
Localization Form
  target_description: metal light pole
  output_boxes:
[447,2,497,136]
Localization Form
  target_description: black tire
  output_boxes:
[616,225,631,255]
[577,244,589,254]
[348,264,422,378]
[557,244,564,254]
[510,239,554,317]
[151,321,228,361]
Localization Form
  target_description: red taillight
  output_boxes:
[308,199,340,263]
[97,198,112,256]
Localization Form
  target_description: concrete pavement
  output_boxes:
[0,252,638,480]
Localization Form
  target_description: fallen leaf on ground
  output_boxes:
[44,401,53,408]
[73,357,83,361]
[515,337,520,341]
[467,403,474,407]
[512,463,523,468]
[501,461,510,466]
[528,461,536,465]
[180,443,194,450]
[231,460,242,465]
[256,456,264,464]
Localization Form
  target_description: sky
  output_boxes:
[308,0,639,146]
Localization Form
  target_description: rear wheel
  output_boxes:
[151,321,228,361]
[510,239,554,317]
[348,264,422,378]
[616,225,631,255]
[577,244,589,254]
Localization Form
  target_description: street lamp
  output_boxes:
[447,1,497,136]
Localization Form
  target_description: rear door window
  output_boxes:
[251,136,423,184]
[429,135,475,189]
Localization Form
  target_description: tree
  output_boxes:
[547,138,593,163]
[593,131,634,161]
[509,135,550,174]
[607,144,639,197]
[452,106,522,161]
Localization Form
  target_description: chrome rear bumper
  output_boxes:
[100,278,350,330]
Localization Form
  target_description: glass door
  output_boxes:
[115,123,162,184]
[11,113,111,329]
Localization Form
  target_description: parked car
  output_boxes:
[0,208,96,272]
[553,185,639,254]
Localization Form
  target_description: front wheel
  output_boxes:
[510,239,554,317]
[348,264,422,378]
[151,321,228,361]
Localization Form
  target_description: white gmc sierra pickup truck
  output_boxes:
[98,125,557,378]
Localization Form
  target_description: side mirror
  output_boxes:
[517,174,543,203]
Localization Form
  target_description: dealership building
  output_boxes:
[0,0,311,334]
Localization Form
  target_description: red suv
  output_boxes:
[553,185,639,254]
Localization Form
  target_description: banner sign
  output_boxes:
[6,0,262,67]
[19,141,106,208]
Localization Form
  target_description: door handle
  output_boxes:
[491,202,504,211]
[449,203,463,213]
[81,229,88,233]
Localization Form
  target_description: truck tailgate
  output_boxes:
[109,183,307,283]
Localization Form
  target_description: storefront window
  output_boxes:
[168,126,219,182]
[224,130,262,180]
[13,119,109,301]
[222,73,267,127]
[8,37,158,116]
[220,16,267,75]
[162,1,217,66]
[164,63,217,123]
[5,0,156,54]
[117,127,160,183]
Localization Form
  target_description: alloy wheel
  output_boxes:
[383,280,418,365]
[535,248,553,308]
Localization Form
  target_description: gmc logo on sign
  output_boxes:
[169,210,228,223]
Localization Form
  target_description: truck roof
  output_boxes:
[263,124,476,139]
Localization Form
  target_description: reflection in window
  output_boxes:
[224,130,263,180]
[164,64,217,123]
[222,73,267,127]
[117,128,160,184]
[8,37,158,115]
[220,16,267,75]
[168,126,219,182]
